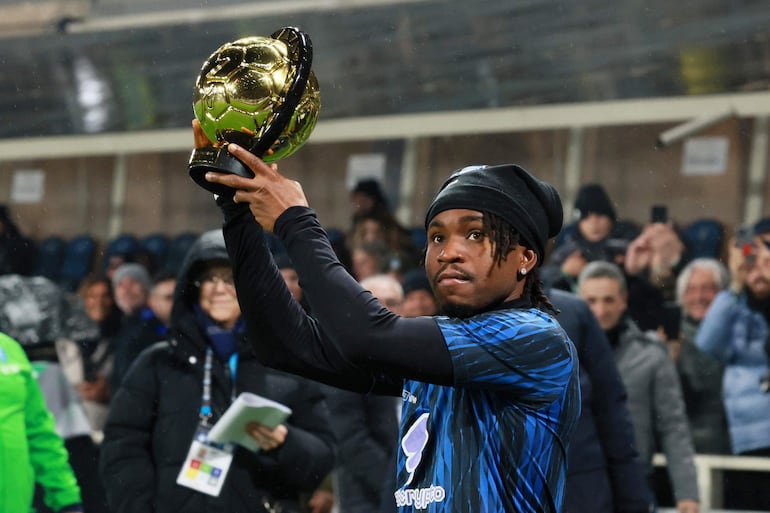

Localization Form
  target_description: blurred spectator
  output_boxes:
[550,288,652,513]
[350,179,390,223]
[275,253,335,513]
[349,213,421,277]
[276,253,310,311]
[695,218,770,510]
[0,204,36,276]
[99,230,335,513]
[109,263,165,390]
[147,270,177,328]
[624,218,687,301]
[57,274,121,433]
[542,183,634,292]
[400,268,438,317]
[325,273,401,513]
[578,261,699,513]
[0,331,83,513]
[672,258,731,455]
[351,239,392,281]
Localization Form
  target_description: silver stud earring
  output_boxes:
[520,268,527,276]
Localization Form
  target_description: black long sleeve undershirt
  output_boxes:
[221,202,453,395]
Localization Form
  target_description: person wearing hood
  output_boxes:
[99,230,335,513]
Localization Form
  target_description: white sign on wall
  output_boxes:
[11,169,45,203]
[681,136,729,176]
[345,153,387,190]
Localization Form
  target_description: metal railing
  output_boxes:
[653,453,770,511]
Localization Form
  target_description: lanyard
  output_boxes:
[199,348,239,424]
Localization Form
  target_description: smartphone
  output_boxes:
[735,225,756,263]
[650,205,668,224]
[660,302,682,341]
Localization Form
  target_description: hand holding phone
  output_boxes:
[650,205,668,224]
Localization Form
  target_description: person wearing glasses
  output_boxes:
[99,230,335,513]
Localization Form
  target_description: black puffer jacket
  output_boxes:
[99,230,335,513]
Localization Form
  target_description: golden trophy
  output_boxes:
[189,27,321,196]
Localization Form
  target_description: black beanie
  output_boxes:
[573,183,616,222]
[402,268,432,295]
[424,164,563,264]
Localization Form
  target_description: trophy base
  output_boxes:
[189,146,254,196]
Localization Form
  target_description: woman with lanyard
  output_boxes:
[99,230,335,513]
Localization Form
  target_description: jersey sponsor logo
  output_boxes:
[0,363,22,375]
[401,412,430,486]
[401,388,418,404]
[394,485,446,510]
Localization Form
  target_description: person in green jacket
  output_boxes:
[0,332,83,513]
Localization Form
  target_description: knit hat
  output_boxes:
[573,183,616,222]
[402,268,432,296]
[753,217,770,236]
[424,164,563,264]
[351,179,388,208]
[112,263,151,291]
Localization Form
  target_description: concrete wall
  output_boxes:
[0,116,764,248]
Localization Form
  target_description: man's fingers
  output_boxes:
[204,171,255,191]
[227,143,277,177]
[192,119,212,148]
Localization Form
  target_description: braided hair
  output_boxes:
[483,211,558,314]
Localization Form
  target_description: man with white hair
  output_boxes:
[673,258,731,455]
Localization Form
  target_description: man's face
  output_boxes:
[148,279,176,325]
[280,268,303,302]
[682,267,719,321]
[578,213,613,243]
[425,208,530,318]
[579,276,627,331]
[114,277,148,315]
[751,233,770,299]
[197,265,241,329]
[82,281,113,322]
[402,289,439,317]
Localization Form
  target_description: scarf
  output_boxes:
[193,305,245,359]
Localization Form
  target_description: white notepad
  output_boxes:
[207,392,292,451]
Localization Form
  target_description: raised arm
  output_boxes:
[198,135,451,392]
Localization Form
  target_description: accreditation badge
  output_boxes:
[176,424,236,497]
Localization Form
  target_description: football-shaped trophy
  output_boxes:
[189,27,321,196]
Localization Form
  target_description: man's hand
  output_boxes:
[203,143,308,232]
[246,422,288,452]
[307,488,335,513]
[75,373,111,404]
[561,249,587,278]
[676,498,699,513]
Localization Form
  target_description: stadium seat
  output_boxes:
[163,232,198,273]
[682,218,724,260]
[100,233,139,273]
[409,227,427,250]
[139,233,169,272]
[33,235,66,282]
[59,235,97,292]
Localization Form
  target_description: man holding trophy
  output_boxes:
[191,26,580,513]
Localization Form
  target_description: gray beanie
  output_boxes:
[112,263,151,291]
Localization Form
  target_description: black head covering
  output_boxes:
[352,179,388,208]
[402,268,432,296]
[573,183,616,222]
[424,164,563,264]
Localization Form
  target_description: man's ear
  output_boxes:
[521,248,537,274]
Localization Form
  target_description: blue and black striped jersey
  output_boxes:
[394,307,581,512]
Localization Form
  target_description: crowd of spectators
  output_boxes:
[2,174,770,513]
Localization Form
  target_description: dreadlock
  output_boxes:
[483,211,559,315]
